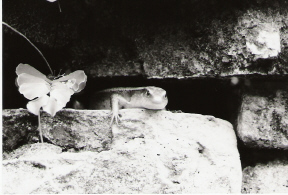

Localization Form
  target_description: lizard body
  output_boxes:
[89,86,168,125]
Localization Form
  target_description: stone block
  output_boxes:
[2,109,242,193]
[237,81,288,149]
[242,160,288,193]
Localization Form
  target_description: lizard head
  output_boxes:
[140,86,168,109]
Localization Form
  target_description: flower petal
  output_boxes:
[77,81,87,93]
[42,97,64,117]
[17,73,50,100]
[27,95,49,115]
[50,82,74,106]
[53,70,87,93]
[16,64,50,82]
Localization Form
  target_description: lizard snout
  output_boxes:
[152,96,164,104]
[146,95,168,109]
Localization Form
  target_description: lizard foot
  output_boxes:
[109,112,121,126]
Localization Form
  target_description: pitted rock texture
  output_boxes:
[2,109,242,193]
[3,0,288,78]
[237,81,288,149]
[242,160,288,193]
[3,109,112,153]
[2,109,39,153]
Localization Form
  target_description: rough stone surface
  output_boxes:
[4,143,62,160]
[2,109,242,193]
[3,0,288,78]
[40,109,112,152]
[3,109,112,153]
[237,81,288,149]
[242,160,288,193]
[2,109,39,153]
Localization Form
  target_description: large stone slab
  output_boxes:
[242,160,288,193]
[2,109,242,193]
[237,81,288,149]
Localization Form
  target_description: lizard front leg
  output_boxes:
[110,94,130,126]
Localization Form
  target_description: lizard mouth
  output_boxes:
[145,98,168,109]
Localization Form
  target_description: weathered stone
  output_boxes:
[4,143,62,160]
[2,109,242,193]
[40,109,112,152]
[242,160,288,193]
[2,109,39,153]
[3,0,288,78]
[237,81,288,149]
[3,109,112,153]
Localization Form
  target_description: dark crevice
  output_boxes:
[68,76,244,123]
[238,139,288,169]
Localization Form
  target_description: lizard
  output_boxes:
[88,86,168,125]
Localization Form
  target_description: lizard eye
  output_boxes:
[145,90,151,96]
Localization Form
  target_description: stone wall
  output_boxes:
[237,80,288,193]
[2,0,288,193]
[3,0,288,78]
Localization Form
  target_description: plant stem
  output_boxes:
[58,0,62,12]
[2,22,53,75]
[38,111,44,143]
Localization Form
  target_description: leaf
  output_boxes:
[54,70,87,93]
[42,97,64,117]
[17,73,50,100]
[16,64,50,82]
[27,95,49,115]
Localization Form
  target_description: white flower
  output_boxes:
[16,64,87,116]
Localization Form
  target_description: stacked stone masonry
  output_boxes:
[2,0,288,193]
